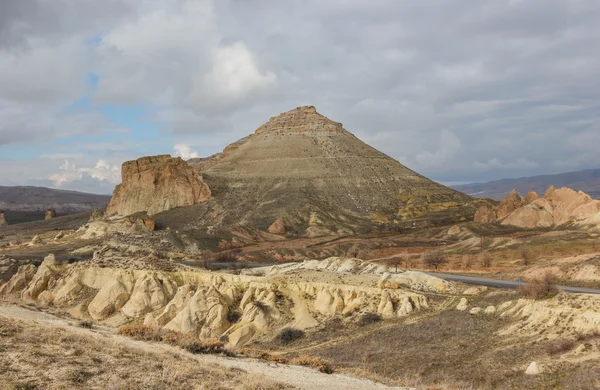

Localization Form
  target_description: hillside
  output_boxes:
[147,106,479,242]
[0,186,111,214]
[452,168,600,200]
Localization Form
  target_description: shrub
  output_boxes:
[276,328,305,344]
[116,324,224,354]
[289,355,334,374]
[215,249,242,263]
[520,244,533,266]
[227,311,241,323]
[237,348,288,364]
[423,250,447,270]
[463,255,474,269]
[519,271,559,300]
[117,324,159,340]
[78,320,93,329]
[180,338,224,354]
[481,252,492,268]
[357,312,381,326]
[546,339,575,355]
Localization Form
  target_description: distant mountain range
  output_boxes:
[0,186,111,213]
[452,168,600,200]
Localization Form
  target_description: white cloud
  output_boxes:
[415,130,462,168]
[199,41,277,104]
[173,144,199,159]
[49,159,120,187]
[2,0,600,188]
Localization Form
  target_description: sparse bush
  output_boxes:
[276,328,305,344]
[116,324,224,354]
[463,255,474,269]
[78,320,93,329]
[357,312,381,326]
[575,330,600,341]
[387,257,403,273]
[481,252,492,268]
[289,355,334,374]
[480,235,492,251]
[423,250,447,270]
[520,244,533,266]
[237,348,288,364]
[519,271,559,300]
[216,248,242,263]
[546,339,575,355]
[180,338,224,354]
[227,311,241,323]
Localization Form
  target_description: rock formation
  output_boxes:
[473,205,497,223]
[0,211,7,226]
[45,208,56,220]
[523,190,539,204]
[495,190,524,219]
[0,255,439,347]
[268,218,286,234]
[180,106,474,238]
[105,155,211,216]
[501,186,600,229]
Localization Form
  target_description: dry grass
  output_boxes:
[0,317,287,390]
[237,348,288,364]
[117,324,225,354]
[303,305,600,389]
[289,355,334,374]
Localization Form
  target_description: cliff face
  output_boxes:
[106,155,211,216]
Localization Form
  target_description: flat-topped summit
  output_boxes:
[255,106,344,135]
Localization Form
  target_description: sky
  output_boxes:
[1,0,599,194]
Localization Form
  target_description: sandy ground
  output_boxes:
[0,304,407,390]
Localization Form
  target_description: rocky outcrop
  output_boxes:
[0,211,7,226]
[0,256,431,347]
[121,217,156,233]
[474,206,497,223]
[523,190,539,204]
[90,208,104,221]
[29,235,42,246]
[268,218,286,234]
[0,264,36,296]
[45,208,56,220]
[502,186,600,229]
[496,190,524,219]
[105,155,211,216]
[498,295,600,338]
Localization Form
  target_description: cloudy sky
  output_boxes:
[1,0,599,194]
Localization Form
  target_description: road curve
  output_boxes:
[427,272,600,295]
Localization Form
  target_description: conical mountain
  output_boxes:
[163,106,474,239]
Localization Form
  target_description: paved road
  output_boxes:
[427,272,600,295]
